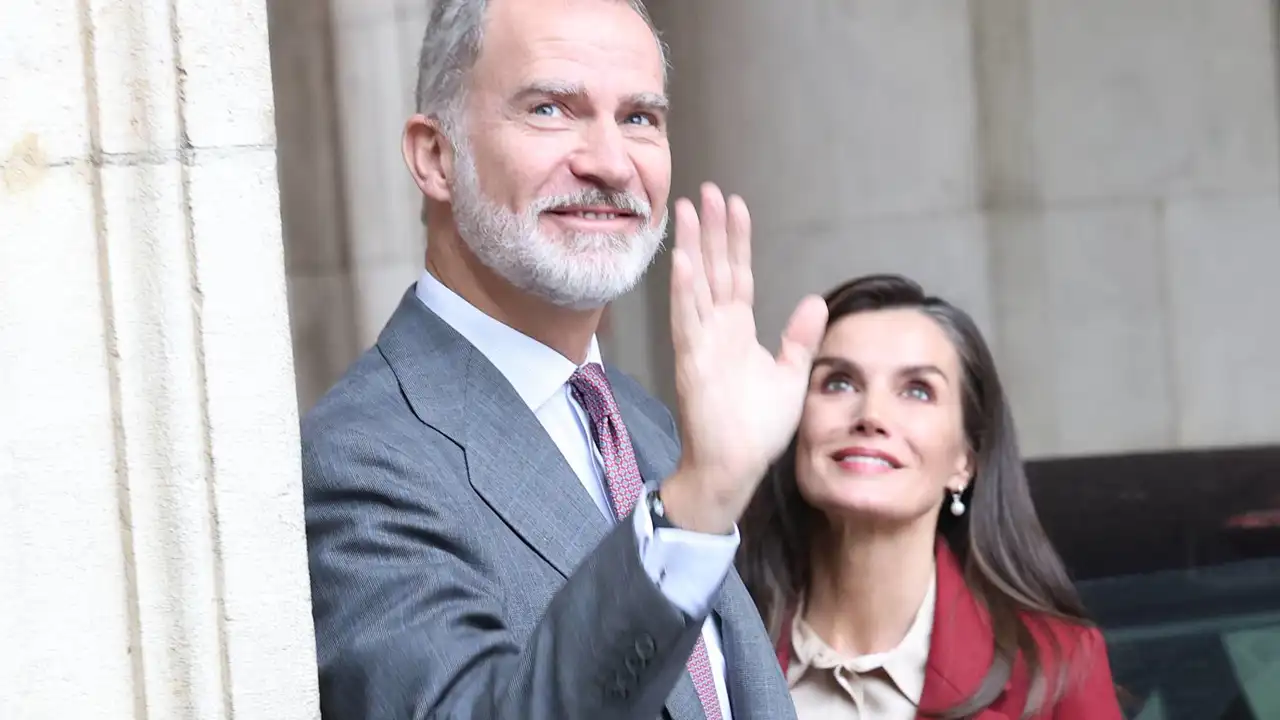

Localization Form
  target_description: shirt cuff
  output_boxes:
[632,500,740,618]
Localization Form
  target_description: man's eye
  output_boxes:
[532,103,562,117]
[625,112,656,126]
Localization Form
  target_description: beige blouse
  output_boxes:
[786,575,937,720]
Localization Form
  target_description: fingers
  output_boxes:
[673,197,713,320]
[669,247,700,352]
[725,194,753,305]
[699,183,732,304]
[776,294,829,372]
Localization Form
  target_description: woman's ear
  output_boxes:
[403,113,457,205]
[948,449,974,493]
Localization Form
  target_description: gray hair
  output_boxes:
[414,0,667,127]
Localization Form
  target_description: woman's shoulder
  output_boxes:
[1020,611,1108,666]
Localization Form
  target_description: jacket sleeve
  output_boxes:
[1054,626,1125,720]
[303,425,704,720]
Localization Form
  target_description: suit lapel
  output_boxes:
[463,354,610,579]
[379,288,608,579]
[385,304,714,720]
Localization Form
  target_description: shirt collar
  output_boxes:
[414,270,603,412]
[788,570,937,703]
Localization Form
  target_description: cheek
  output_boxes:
[905,415,967,481]
[632,141,670,203]
[486,133,572,202]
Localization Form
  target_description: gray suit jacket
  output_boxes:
[302,288,795,720]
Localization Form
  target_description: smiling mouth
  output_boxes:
[830,449,902,472]
[545,208,639,221]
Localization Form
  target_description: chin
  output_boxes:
[803,485,921,525]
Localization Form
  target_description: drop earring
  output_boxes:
[949,490,966,517]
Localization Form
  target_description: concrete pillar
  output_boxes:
[272,0,428,411]
[636,0,1280,458]
[0,1,319,717]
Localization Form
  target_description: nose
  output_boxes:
[569,120,636,191]
[851,390,890,438]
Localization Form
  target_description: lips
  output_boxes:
[830,447,903,470]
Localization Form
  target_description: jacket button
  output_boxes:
[606,674,631,700]
[635,634,656,660]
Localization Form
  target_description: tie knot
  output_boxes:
[569,362,616,424]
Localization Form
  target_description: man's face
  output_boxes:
[448,0,671,309]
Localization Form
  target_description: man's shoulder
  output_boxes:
[302,346,403,438]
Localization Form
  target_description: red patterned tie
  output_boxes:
[569,363,724,720]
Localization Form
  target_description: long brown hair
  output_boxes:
[737,274,1093,719]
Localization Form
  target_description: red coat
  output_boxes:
[776,541,1124,719]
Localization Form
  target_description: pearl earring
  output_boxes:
[949,490,966,517]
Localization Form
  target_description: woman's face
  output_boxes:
[795,308,972,526]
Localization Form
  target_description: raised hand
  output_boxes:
[660,183,828,535]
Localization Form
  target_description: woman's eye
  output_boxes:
[821,376,854,393]
[904,383,934,402]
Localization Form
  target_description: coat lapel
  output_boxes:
[917,541,1010,720]
[715,571,791,719]
[384,297,711,720]
[379,288,608,580]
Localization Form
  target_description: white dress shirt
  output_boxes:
[416,271,738,718]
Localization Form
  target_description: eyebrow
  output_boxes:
[811,356,951,385]
[512,80,670,115]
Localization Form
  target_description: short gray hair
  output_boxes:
[414,0,667,125]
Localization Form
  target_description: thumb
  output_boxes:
[776,294,828,373]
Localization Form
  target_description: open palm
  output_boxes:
[669,183,828,495]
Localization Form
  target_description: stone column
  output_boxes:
[0,1,319,717]
[272,0,429,410]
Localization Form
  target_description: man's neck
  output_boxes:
[424,233,603,365]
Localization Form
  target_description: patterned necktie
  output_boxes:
[569,363,724,720]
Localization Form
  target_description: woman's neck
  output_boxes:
[803,519,939,657]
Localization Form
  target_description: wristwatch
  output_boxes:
[645,487,675,529]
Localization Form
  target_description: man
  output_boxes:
[301,0,827,718]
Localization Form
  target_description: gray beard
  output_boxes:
[448,140,667,310]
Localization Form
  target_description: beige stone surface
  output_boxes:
[0,0,319,717]
[276,0,1280,456]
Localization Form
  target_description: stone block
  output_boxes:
[989,204,1175,458]
[1030,0,1280,201]
[174,0,277,148]
[1163,195,1280,447]
[0,2,90,163]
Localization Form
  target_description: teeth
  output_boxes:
[838,454,892,468]
[574,211,618,220]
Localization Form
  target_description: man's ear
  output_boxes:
[403,114,456,204]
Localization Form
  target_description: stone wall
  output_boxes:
[277,0,1280,458]
[1,1,319,717]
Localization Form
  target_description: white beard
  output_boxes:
[448,137,668,310]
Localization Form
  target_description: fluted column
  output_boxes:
[0,1,319,717]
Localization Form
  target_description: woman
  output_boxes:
[737,274,1122,719]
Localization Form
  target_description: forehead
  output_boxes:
[822,309,961,373]
[476,0,665,96]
